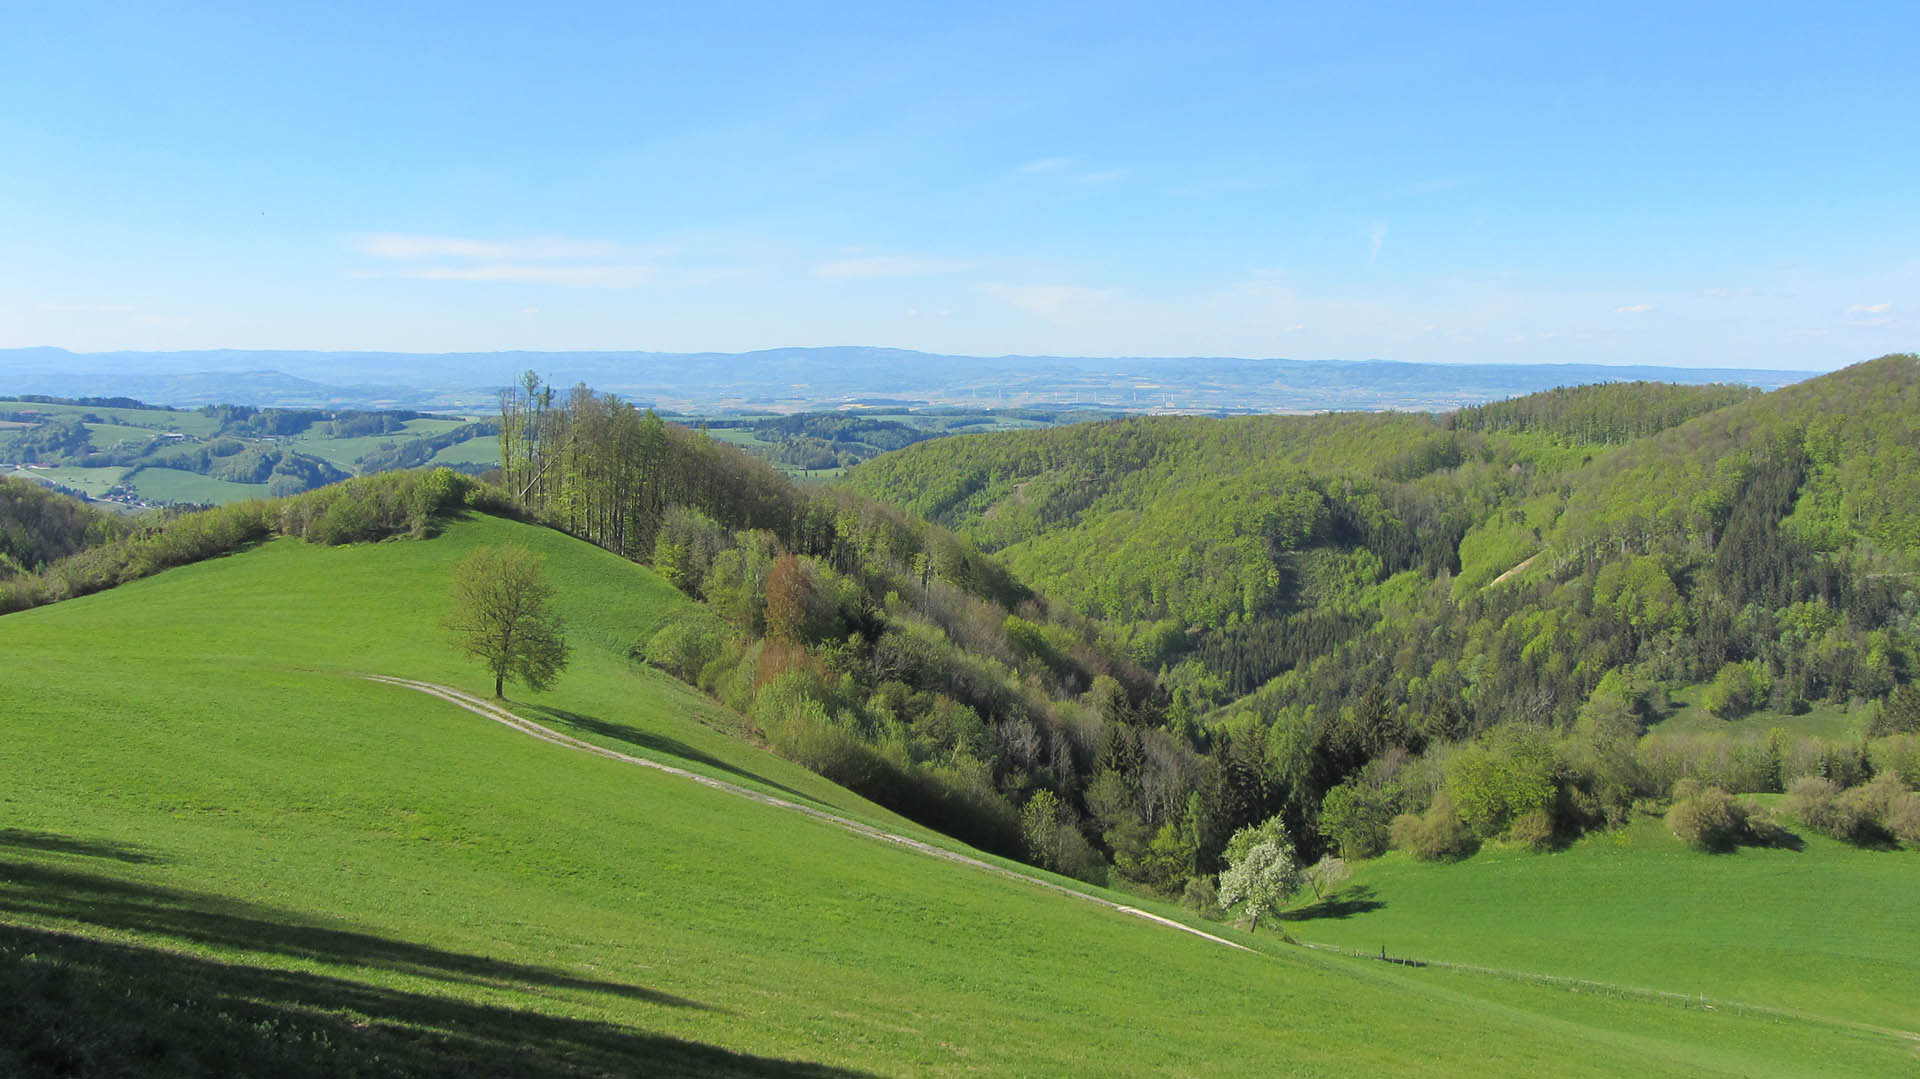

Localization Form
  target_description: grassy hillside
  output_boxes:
[4,515,1907,1074]
[1292,813,1920,1033]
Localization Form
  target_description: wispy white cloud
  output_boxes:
[1615,303,1654,313]
[1848,302,1891,314]
[813,254,974,280]
[1015,156,1128,184]
[363,264,659,287]
[349,231,670,287]
[37,302,135,313]
[1015,156,1076,175]
[354,233,625,260]
[1368,222,1388,264]
[982,283,1115,315]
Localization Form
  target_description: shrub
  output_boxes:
[1887,793,1920,846]
[1703,660,1771,719]
[1872,734,1920,787]
[1319,778,1400,859]
[1507,808,1556,852]
[1443,726,1558,839]
[1181,875,1225,919]
[1845,771,1910,822]
[641,616,731,683]
[1665,786,1749,851]
[1788,776,1868,842]
[1389,793,1475,861]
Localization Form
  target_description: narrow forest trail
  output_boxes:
[362,675,1251,953]
[1487,551,1540,588]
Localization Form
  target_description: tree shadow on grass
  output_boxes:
[0,852,696,1008]
[0,924,873,1078]
[0,829,164,864]
[1279,884,1386,922]
[526,705,825,807]
[0,839,875,1076]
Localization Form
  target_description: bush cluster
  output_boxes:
[1787,773,1920,845]
[1388,793,1475,861]
[1664,781,1750,851]
[0,469,500,615]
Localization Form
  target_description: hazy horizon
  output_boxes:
[5,3,1914,372]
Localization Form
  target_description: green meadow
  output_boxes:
[2,515,1913,1075]
[287,417,477,471]
[1290,816,1920,1033]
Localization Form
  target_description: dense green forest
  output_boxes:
[0,477,132,577]
[699,406,1119,474]
[847,357,1920,878]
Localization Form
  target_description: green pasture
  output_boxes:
[427,435,501,468]
[8,464,129,497]
[1290,814,1920,1033]
[0,399,222,435]
[80,421,160,447]
[288,417,479,471]
[126,466,271,505]
[0,516,1911,1075]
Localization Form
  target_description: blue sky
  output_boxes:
[3,1,1914,369]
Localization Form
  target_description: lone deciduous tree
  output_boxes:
[444,544,569,698]
[1217,815,1302,933]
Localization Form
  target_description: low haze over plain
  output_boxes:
[3,1,1914,370]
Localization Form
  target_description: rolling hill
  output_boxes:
[4,511,1909,1074]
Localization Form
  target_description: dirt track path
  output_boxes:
[363,675,1250,953]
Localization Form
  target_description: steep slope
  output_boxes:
[3,515,1903,1075]
[843,361,1920,877]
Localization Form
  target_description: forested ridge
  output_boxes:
[846,356,1920,878]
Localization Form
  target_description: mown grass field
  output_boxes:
[2,515,1913,1075]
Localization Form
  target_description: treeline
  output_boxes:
[500,375,1306,879]
[196,404,430,439]
[1,394,167,410]
[1445,381,1760,444]
[0,469,510,614]
[357,421,499,474]
[0,477,133,578]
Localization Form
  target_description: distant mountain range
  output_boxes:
[0,345,1815,414]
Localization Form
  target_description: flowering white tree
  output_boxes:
[1216,815,1302,932]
